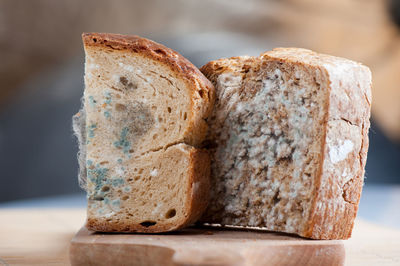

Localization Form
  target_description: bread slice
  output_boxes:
[200,48,372,239]
[73,33,214,232]
[86,143,210,232]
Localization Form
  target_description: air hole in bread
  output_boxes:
[101,186,110,192]
[140,221,157,227]
[167,107,172,113]
[122,195,129,201]
[153,134,158,139]
[165,209,176,219]
[183,112,187,120]
[158,117,163,122]
[127,82,137,90]
[115,103,127,112]
[134,176,140,181]
[272,192,280,205]
[198,90,205,98]
[138,169,143,174]
[129,149,134,153]
[93,38,97,43]
[154,49,166,55]
[93,196,104,201]
[100,161,109,165]
[119,76,128,85]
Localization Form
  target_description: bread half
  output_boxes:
[73,33,214,232]
[200,48,372,239]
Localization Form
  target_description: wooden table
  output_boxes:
[0,208,399,265]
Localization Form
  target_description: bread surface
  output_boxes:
[200,48,371,239]
[74,33,214,232]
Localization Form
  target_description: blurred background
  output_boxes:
[0,0,399,203]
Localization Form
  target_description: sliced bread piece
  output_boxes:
[86,143,210,232]
[73,33,214,232]
[200,48,372,239]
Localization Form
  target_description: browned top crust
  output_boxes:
[82,32,214,103]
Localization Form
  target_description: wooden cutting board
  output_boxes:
[70,226,344,266]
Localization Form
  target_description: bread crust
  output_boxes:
[262,48,371,239]
[200,48,371,240]
[86,147,210,233]
[83,33,215,146]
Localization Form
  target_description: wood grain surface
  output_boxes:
[0,208,399,265]
[70,226,344,266]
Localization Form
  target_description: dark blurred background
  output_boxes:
[0,0,399,202]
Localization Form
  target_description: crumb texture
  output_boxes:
[202,58,327,235]
[86,144,207,232]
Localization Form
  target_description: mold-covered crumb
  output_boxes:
[88,95,97,107]
[104,110,111,119]
[104,91,112,105]
[72,110,87,190]
[119,76,137,90]
[205,62,324,234]
[88,123,97,138]
[114,127,131,154]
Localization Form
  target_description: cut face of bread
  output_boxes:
[74,33,214,232]
[83,34,213,157]
[200,48,371,239]
[86,143,210,232]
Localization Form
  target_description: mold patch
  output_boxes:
[72,110,87,189]
[119,76,138,90]
[112,100,154,155]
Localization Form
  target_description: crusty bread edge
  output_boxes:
[183,147,211,226]
[262,48,372,239]
[308,63,372,240]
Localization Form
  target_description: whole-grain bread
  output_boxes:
[73,33,214,232]
[200,48,372,240]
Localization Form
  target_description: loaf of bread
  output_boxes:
[73,33,214,232]
[200,48,372,239]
